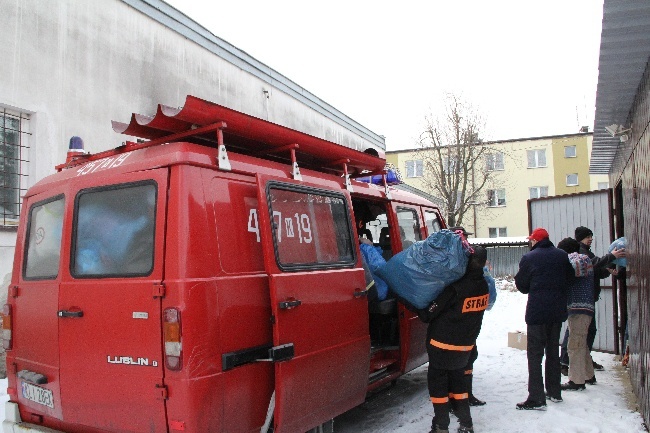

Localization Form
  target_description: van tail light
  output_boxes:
[2,304,12,350]
[163,308,182,371]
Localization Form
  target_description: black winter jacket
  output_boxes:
[515,238,574,325]
[422,266,489,370]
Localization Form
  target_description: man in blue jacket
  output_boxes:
[514,228,574,410]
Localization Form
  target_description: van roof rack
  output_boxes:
[59,95,387,178]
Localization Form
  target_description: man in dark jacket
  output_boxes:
[420,246,489,433]
[514,228,574,410]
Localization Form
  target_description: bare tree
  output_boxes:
[415,93,495,228]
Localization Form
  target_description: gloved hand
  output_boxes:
[417,301,439,323]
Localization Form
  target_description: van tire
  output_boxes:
[306,419,334,433]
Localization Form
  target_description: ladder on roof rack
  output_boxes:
[59,95,387,185]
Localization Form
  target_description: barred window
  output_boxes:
[1,108,30,226]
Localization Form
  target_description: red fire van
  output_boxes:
[3,95,446,433]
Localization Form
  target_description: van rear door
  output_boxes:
[256,175,370,433]
[14,193,66,420]
[57,170,168,431]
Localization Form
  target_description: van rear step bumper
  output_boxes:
[3,402,64,433]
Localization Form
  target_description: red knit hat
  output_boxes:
[527,228,549,242]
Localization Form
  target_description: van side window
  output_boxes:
[24,196,65,279]
[396,207,422,249]
[267,185,354,269]
[424,210,442,235]
[72,182,156,277]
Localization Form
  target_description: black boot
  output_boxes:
[466,374,486,406]
[430,416,450,433]
[468,394,486,406]
[452,400,473,431]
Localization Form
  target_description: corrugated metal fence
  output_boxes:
[528,190,616,353]
[609,53,650,427]
[484,245,529,278]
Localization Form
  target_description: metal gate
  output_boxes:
[529,190,616,353]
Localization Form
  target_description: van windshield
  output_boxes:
[72,182,156,277]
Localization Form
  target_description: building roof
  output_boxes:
[386,132,591,154]
[590,0,650,174]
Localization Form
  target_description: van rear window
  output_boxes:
[72,182,156,277]
[24,196,65,279]
[267,185,354,270]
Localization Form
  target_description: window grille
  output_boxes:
[1,108,30,226]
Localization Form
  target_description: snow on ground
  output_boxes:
[0,378,8,422]
[335,281,647,433]
[0,282,644,432]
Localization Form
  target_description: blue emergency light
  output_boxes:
[69,136,85,152]
[357,167,402,186]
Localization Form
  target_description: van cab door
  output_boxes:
[391,203,430,372]
[57,170,168,432]
[255,175,370,433]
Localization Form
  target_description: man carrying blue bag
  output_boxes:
[376,228,471,310]
[418,245,490,433]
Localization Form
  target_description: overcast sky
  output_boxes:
[164,0,604,150]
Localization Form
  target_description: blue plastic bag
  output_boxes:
[359,243,389,301]
[608,237,627,267]
[376,229,470,309]
[484,266,497,311]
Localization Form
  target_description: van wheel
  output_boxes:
[306,419,334,433]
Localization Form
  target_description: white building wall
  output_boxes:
[0,0,385,279]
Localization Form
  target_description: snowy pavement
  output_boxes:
[335,285,647,433]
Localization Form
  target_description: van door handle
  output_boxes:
[58,309,84,318]
[354,288,369,298]
[278,299,301,310]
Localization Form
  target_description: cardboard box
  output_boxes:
[508,331,527,350]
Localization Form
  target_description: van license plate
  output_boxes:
[21,382,54,409]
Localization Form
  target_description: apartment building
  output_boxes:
[386,132,609,238]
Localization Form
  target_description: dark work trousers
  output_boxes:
[526,322,562,402]
[428,367,472,430]
[464,346,479,396]
[561,312,597,365]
